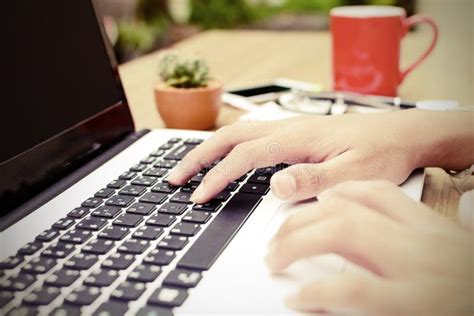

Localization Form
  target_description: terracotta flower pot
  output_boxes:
[154,81,222,130]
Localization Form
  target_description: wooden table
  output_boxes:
[119,30,474,219]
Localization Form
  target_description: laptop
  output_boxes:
[0,1,425,315]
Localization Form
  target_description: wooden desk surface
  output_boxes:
[119,30,473,218]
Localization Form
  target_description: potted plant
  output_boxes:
[154,53,222,130]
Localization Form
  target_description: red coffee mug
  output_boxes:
[331,6,438,96]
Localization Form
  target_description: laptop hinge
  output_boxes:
[0,129,150,231]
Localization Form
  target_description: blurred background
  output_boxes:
[96,0,416,63]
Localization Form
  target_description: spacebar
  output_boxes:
[177,192,262,270]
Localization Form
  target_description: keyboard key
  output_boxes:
[150,149,165,157]
[158,202,187,215]
[132,176,158,187]
[77,217,108,231]
[183,138,203,145]
[67,207,90,219]
[148,287,188,307]
[0,291,14,308]
[98,226,130,241]
[146,214,176,227]
[64,253,98,270]
[130,164,147,172]
[127,265,161,283]
[65,285,101,306]
[143,249,175,266]
[180,182,198,193]
[83,239,115,255]
[102,253,135,270]
[111,281,146,301]
[120,171,137,180]
[154,160,177,169]
[239,183,269,195]
[192,200,221,212]
[95,187,115,198]
[225,182,239,191]
[92,205,122,219]
[126,202,156,215]
[93,301,129,316]
[152,183,177,194]
[170,222,200,237]
[36,228,60,242]
[23,257,56,274]
[168,137,181,143]
[119,185,147,196]
[6,306,38,316]
[182,210,211,224]
[0,273,36,291]
[159,143,174,150]
[169,192,192,204]
[41,242,75,258]
[60,229,93,244]
[106,195,135,207]
[81,197,103,208]
[141,156,157,164]
[23,286,60,305]
[107,179,126,189]
[118,239,150,254]
[140,192,167,204]
[143,168,167,178]
[84,268,119,287]
[44,269,80,287]
[178,193,261,270]
[52,217,75,230]
[0,255,24,269]
[213,190,231,202]
[189,174,204,183]
[51,305,82,316]
[114,213,143,227]
[133,226,163,240]
[247,173,271,185]
[157,235,188,251]
[163,269,201,288]
[137,306,173,316]
[164,144,196,161]
[17,241,44,256]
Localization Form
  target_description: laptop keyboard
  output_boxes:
[0,137,287,315]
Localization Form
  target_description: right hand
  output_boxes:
[167,109,473,204]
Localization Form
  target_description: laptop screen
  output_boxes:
[0,0,134,225]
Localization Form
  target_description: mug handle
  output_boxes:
[399,15,439,83]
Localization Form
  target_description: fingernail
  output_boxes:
[271,173,296,199]
[317,188,332,201]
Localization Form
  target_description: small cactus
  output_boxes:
[159,53,210,89]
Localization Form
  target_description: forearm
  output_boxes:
[406,109,474,170]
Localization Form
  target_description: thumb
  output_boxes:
[270,155,355,201]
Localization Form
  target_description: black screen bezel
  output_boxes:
[0,0,135,225]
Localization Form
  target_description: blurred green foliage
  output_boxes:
[159,53,210,88]
[282,0,344,13]
[117,18,167,53]
[190,0,276,29]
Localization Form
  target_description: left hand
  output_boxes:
[265,180,473,316]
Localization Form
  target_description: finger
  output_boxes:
[266,199,402,275]
[167,121,277,185]
[286,273,392,315]
[318,180,452,231]
[273,195,365,240]
[190,136,302,203]
[270,152,364,202]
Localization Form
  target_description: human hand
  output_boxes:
[265,180,474,316]
[168,110,427,203]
